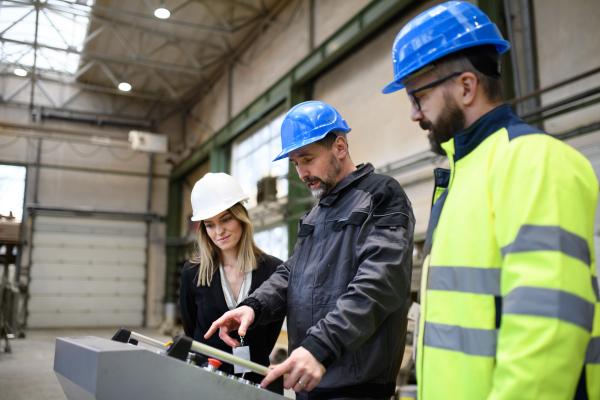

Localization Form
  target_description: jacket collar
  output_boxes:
[319,163,374,207]
[442,104,517,163]
[209,259,268,314]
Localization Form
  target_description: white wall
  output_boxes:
[533,0,600,134]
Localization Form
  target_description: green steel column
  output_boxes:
[479,0,517,101]
[286,84,313,256]
[210,145,230,173]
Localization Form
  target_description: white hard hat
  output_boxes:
[190,173,249,221]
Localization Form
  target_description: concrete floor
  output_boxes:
[0,327,171,400]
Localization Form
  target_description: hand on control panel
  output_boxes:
[205,305,255,348]
[261,346,325,393]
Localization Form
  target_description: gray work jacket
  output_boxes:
[241,163,415,398]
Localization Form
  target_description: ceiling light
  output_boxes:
[154,7,170,19]
[14,68,27,77]
[118,82,131,91]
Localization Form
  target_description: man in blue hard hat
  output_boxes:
[206,101,415,399]
[383,2,599,400]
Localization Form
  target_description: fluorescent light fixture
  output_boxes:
[118,82,131,91]
[14,68,27,76]
[154,7,170,19]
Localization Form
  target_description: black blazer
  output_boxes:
[179,254,284,379]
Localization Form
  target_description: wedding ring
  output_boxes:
[297,380,306,388]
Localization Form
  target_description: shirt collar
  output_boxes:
[319,163,374,207]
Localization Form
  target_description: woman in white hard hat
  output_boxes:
[179,172,284,389]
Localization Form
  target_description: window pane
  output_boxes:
[0,165,26,221]
[254,225,288,261]
[231,113,288,206]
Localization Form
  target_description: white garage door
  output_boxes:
[28,216,147,328]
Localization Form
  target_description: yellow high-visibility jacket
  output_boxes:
[416,104,600,400]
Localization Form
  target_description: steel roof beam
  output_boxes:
[90,3,232,36]
[0,37,209,75]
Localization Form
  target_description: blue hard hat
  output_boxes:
[273,101,351,161]
[382,1,510,94]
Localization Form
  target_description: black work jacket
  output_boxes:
[241,163,415,399]
[179,254,284,379]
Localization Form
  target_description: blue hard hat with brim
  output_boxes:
[273,101,351,161]
[382,1,510,94]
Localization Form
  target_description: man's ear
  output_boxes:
[458,72,479,107]
[334,136,348,159]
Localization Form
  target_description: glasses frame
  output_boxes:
[408,71,464,111]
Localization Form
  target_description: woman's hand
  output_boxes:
[204,305,255,348]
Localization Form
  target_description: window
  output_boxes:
[254,225,288,261]
[230,113,288,209]
[0,165,26,221]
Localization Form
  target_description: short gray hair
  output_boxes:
[433,45,503,103]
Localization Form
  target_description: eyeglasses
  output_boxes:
[408,72,464,111]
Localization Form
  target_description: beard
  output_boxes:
[420,92,466,156]
[303,154,342,200]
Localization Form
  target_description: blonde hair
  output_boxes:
[191,203,264,286]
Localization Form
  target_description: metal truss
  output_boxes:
[0,0,283,118]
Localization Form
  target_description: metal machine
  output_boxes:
[54,328,284,400]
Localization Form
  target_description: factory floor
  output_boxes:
[0,327,171,400]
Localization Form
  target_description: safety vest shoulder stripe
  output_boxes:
[423,321,497,357]
[501,224,591,266]
[586,337,600,364]
[504,286,595,332]
[428,266,501,295]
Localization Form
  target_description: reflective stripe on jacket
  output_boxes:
[416,104,600,400]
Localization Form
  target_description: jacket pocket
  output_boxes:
[373,211,410,243]
[331,210,368,231]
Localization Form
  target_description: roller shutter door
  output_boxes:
[28,216,147,328]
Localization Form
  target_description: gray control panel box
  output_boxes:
[54,336,283,400]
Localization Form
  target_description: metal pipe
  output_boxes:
[29,1,39,108]
[40,110,151,129]
[146,154,154,212]
[502,0,523,114]
[519,0,538,112]
[143,153,154,327]
[129,331,271,376]
[33,138,41,204]
[190,340,271,376]
[130,331,166,349]
[509,65,600,105]
[518,85,600,120]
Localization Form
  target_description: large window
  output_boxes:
[0,165,26,221]
[254,225,288,261]
[230,113,288,210]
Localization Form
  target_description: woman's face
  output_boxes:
[203,209,243,253]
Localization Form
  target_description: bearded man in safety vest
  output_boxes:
[382,2,599,399]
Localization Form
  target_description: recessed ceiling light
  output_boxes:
[154,7,170,19]
[14,68,27,76]
[118,82,131,91]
